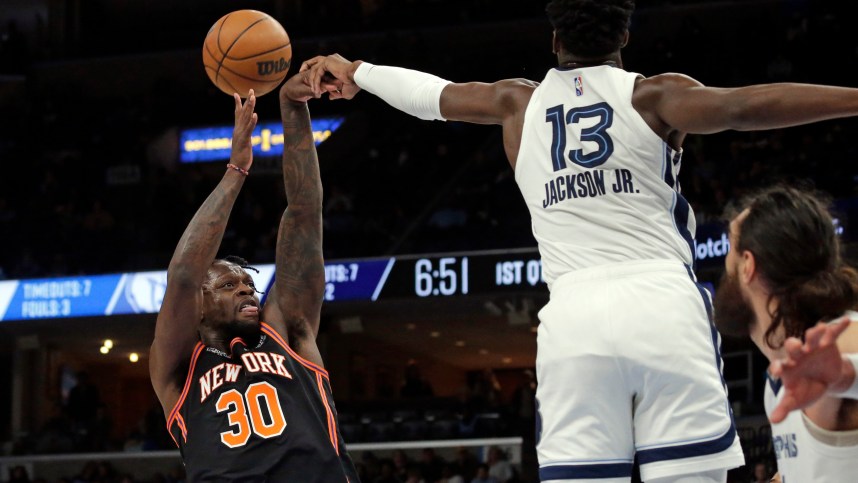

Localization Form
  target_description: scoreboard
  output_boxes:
[0,249,545,322]
[322,248,545,302]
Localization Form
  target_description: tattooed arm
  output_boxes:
[151,92,257,415]
[262,72,327,366]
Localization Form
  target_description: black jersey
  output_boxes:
[167,322,359,482]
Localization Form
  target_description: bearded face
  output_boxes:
[713,209,759,338]
[713,270,756,338]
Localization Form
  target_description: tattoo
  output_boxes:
[171,173,245,279]
[276,101,324,334]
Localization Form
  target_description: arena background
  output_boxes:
[1,0,858,481]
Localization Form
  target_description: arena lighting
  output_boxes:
[455,340,466,347]
[430,331,441,338]
[129,353,139,363]
[103,339,113,349]
[99,346,109,355]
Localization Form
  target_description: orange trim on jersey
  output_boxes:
[167,342,205,434]
[260,322,329,377]
[176,412,188,443]
[229,337,247,355]
[316,372,338,454]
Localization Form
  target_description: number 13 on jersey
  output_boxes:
[546,102,615,171]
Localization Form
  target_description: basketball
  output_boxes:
[202,10,292,98]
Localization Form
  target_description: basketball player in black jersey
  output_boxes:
[149,71,358,482]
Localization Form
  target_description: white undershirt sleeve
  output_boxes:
[834,353,858,399]
[353,62,451,121]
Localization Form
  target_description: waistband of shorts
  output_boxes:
[552,259,691,288]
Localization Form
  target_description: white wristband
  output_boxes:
[353,62,450,121]
[834,353,858,399]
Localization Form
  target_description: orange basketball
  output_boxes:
[203,10,292,98]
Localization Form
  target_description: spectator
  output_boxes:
[751,460,771,483]
[439,463,466,483]
[418,447,445,483]
[486,447,514,483]
[373,459,401,483]
[392,449,410,481]
[8,466,30,483]
[453,447,480,482]
[470,464,499,483]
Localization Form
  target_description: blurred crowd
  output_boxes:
[2,1,858,280]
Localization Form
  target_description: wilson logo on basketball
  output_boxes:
[257,58,290,76]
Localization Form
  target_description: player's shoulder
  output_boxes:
[636,72,704,92]
[492,78,538,109]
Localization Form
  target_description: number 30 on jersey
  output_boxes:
[546,102,615,171]
[216,381,286,448]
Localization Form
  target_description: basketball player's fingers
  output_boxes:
[243,91,256,113]
[233,92,242,113]
[820,317,851,347]
[770,395,798,423]
[783,337,805,361]
[803,322,828,352]
[300,56,324,73]
[769,360,784,378]
[309,63,328,96]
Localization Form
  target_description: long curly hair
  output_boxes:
[731,185,858,348]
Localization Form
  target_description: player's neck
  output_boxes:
[558,52,623,70]
[749,294,787,362]
[200,325,261,355]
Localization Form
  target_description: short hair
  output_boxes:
[546,0,635,58]
[731,185,858,348]
[216,255,259,274]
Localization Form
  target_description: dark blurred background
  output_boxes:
[1,1,858,482]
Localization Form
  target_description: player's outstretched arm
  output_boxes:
[300,54,536,126]
[639,73,858,135]
[768,318,857,423]
[150,91,258,414]
[261,73,326,367]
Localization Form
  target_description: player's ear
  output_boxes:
[621,30,630,49]
[740,250,756,284]
[551,31,559,55]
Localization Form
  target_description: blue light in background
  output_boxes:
[180,117,344,163]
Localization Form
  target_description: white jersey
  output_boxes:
[515,66,695,290]
[764,376,858,483]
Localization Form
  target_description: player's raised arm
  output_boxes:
[150,91,257,414]
[260,72,326,367]
[301,54,536,125]
[637,73,858,136]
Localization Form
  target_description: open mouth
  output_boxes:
[239,301,259,315]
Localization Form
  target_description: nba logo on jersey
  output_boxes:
[574,75,584,96]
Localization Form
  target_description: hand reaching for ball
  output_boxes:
[280,70,349,103]
[230,90,258,171]
[300,54,362,100]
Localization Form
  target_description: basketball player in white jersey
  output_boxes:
[713,185,858,482]
[300,1,858,481]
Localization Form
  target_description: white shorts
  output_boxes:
[535,260,744,481]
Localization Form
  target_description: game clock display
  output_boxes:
[322,249,546,302]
